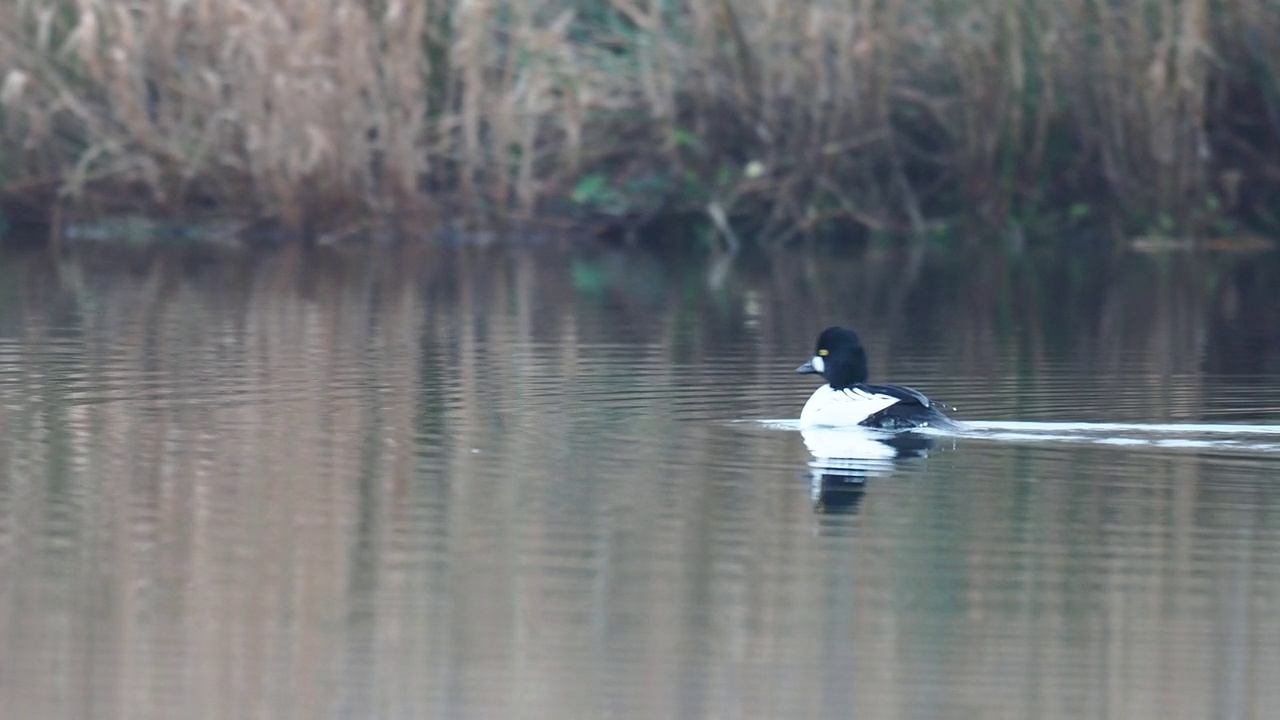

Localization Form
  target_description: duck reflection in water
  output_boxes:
[804,428,938,514]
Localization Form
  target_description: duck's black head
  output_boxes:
[795,326,869,388]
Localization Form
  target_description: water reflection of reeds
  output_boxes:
[0,243,1278,718]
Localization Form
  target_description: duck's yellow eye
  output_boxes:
[818,349,828,356]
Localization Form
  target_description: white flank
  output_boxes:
[799,385,900,428]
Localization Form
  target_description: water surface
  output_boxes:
[1,240,1279,719]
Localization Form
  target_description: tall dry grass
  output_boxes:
[0,0,1277,237]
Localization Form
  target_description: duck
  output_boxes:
[795,327,957,430]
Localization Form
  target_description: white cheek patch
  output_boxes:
[811,355,825,373]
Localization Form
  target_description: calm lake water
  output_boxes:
[1,238,1279,719]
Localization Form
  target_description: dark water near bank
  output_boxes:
[2,239,1280,719]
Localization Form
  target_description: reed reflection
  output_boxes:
[0,239,1278,719]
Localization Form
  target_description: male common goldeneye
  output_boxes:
[795,327,956,430]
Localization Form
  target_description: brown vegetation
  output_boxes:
[1,0,1278,238]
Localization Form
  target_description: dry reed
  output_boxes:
[0,0,1277,238]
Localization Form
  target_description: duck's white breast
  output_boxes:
[799,385,901,428]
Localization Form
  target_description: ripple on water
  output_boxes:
[4,245,1280,719]
[962,420,1280,454]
